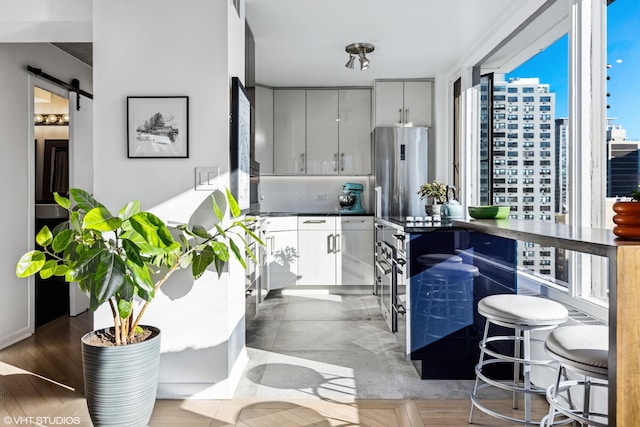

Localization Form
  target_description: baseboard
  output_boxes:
[0,327,32,350]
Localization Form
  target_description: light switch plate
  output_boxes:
[195,167,219,191]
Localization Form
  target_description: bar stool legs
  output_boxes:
[540,325,608,427]
[469,295,568,425]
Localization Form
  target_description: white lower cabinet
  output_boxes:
[263,217,298,290]
[297,216,373,286]
[338,217,374,285]
[297,217,337,285]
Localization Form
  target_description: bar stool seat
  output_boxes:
[417,253,463,267]
[469,294,569,425]
[541,325,608,427]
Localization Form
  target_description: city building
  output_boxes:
[491,76,556,277]
[606,121,640,197]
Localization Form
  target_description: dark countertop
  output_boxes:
[248,211,375,217]
[376,216,457,232]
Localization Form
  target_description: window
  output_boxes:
[508,141,518,147]
[523,260,535,266]
[540,269,551,275]
[523,123,535,130]
[540,141,551,147]
[508,196,518,203]
[507,169,518,176]
[494,159,506,165]
[508,160,519,166]
[507,151,518,157]
[540,133,551,139]
[540,114,551,120]
[540,96,551,102]
[524,178,534,184]
[523,196,535,203]
[495,113,506,120]
[523,105,534,112]
[494,132,506,137]
[508,133,519,139]
[494,95,506,101]
[494,150,505,156]
[494,141,506,147]
[540,123,551,129]
[507,178,518,184]
[523,96,534,102]
[540,160,551,166]
[540,168,552,175]
[523,141,534,148]
[494,187,506,193]
[540,151,551,157]
[523,132,534,139]
[508,187,519,193]
[508,123,518,129]
[494,122,505,129]
[523,169,534,176]
[508,105,518,112]
[540,105,551,112]
[541,196,552,203]
[494,104,506,110]
[508,114,518,120]
[523,250,535,257]
[540,178,552,184]
[508,87,518,93]
[522,87,534,93]
[494,178,506,184]
[524,160,535,166]
[508,96,518,102]
[494,85,506,92]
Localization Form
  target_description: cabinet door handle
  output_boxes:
[340,153,344,171]
[304,219,326,224]
[398,108,403,124]
[334,153,338,172]
[405,108,409,124]
[327,234,333,254]
[300,153,305,172]
[335,233,340,253]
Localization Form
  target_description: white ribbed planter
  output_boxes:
[81,326,161,427]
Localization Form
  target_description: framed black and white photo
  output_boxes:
[127,96,189,158]
[229,77,251,211]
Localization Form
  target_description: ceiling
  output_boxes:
[245,0,547,87]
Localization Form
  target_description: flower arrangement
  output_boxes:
[417,181,448,204]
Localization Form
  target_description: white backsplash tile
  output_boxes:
[258,175,374,213]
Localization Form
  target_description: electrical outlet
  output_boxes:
[315,193,327,200]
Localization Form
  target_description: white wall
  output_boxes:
[0,43,92,349]
[91,0,247,399]
[259,176,374,213]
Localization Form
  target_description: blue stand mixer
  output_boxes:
[338,182,365,213]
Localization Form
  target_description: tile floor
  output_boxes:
[234,289,476,401]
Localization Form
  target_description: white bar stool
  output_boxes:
[540,325,608,427]
[469,294,569,425]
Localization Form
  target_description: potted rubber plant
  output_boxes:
[15,187,261,427]
[417,180,448,216]
[612,186,640,239]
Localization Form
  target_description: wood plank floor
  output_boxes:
[0,313,548,426]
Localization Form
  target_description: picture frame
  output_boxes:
[229,77,251,212]
[127,96,189,158]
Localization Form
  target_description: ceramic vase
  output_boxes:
[612,201,640,239]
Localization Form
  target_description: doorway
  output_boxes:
[33,86,70,328]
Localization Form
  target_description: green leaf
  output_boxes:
[236,222,264,246]
[117,298,133,319]
[67,247,107,282]
[93,253,126,305]
[35,226,53,247]
[210,241,230,262]
[229,239,246,268]
[127,259,154,294]
[226,188,241,218]
[215,224,227,238]
[54,264,69,276]
[51,229,75,253]
[53,192,71,210]
[119,200,140,221]
[192,246,215,279]
[39,260,58,279]
[212,194,224,222]
[191,224,211,239]
[70,211,82,233]
[83,206,122,232]
[129,212,177,249]
[122,238,144,267]
[69,188,102,212]
[16,251,46,277]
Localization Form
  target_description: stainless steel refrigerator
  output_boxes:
[374,127,429,218]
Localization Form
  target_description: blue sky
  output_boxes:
[506,0,640,139]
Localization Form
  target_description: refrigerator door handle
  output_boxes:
[334,153,338,171]
[300,153,305,172]
[398,108,403,124]
[340,153,344,171]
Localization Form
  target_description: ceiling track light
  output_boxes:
[345,43,374,71]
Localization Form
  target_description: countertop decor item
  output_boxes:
[468,205,511,219]
[612,190,640,239]
[418,180,447,217]
[16,187,262,427]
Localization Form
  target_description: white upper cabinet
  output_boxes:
[302,88,371,175]
[338,89,371,175]
[255,86,274,174]
[374,80,433,128]
[273,89,306,174]
[306,90,339,174]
